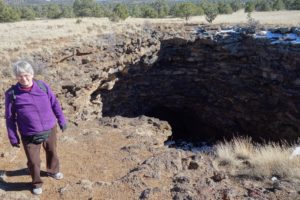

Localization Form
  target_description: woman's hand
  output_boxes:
[12,143,20,148]
[60,124,67,132]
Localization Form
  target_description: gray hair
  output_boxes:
[12,60,34,77]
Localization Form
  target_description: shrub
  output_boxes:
[46,4,61,19]
[73,0,96,17]
[109,13,120,22]
[93,5,105,18]
[60,5,75,18]
[195,5,204,16]
[141,5,158,18]
[180,2,197,21]
[76,18,82,24]
[218,2,233,14]
[255,0,272,11]
[130,5,142,17]
[151,0,169,18]
[112,3,129,20]
[246,12,260,32]
[32,5,46,18]
[230,0,243,12]
[170,3,180,17]
[20,7,35,20]
[292,0,300,9]
[245,1,256,13]
[273,0,286,10]
[204,4,218,23]
[0,0,20,22]
[0,8,19,23]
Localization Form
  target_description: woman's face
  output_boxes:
[17,73,33,87]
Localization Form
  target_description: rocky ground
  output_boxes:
[1,116,300,200]
[1,19,300,200]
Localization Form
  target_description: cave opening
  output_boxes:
[100,35,300,144]
[145,105,232,145]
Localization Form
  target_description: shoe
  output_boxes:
[32,187,42,195]
[48,172,63,180]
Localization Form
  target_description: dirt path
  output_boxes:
[1,121,140,199]
[0,117,176,200]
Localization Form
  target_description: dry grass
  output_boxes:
[127,10,300,26]
[0,10,298,52]
[215,137,300,181]
[0,18,146,69]
[0,10,298,71]
[0,18,111,51]
[189,10,300,25]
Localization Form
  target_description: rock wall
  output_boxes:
[1,24,300,142]
[101,28,300,142]
[0,23,194,125]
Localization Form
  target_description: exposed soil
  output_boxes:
[1,117,300,200]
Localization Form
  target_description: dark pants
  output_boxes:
[22,126,60,188]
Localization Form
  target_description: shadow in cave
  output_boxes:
[99,35,300,146]
[99,37,245,147]
[145,106,223,144]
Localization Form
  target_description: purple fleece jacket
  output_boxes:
[5,80,67,145]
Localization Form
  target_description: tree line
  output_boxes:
[1,0,300,23]
[245,0,300,12]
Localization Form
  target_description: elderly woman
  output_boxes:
[5,60,67,195]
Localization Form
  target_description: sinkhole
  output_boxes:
[100,34,300,143]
